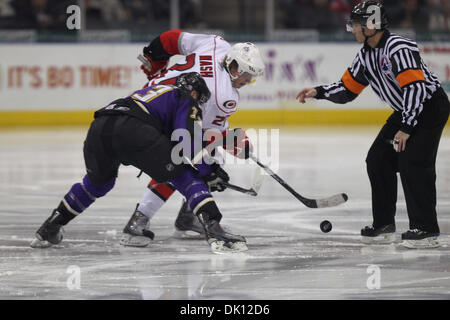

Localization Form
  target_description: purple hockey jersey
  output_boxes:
[129,85,201,138]
[128,84,214,214]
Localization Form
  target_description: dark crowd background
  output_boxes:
[0,0,448,34]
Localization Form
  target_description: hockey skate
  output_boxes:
[361,224,396,244]
[120,204,155,247]
[30,209,65,248]
[173,200,206,239]
[198,212,247,254]
[401,229,440,249]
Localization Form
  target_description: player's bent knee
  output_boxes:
[82,174,115,198]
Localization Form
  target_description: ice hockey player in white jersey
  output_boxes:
[120,29,265,247]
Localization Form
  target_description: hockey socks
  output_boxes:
[137,180,176,218]
[61,175,115,219]
[170,170,216,218]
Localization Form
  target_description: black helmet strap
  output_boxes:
[362,25,381,44]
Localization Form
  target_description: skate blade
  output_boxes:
[209,240,248,254]
[361,233,396,245]
[173,228,205,240]
[401,238,440,249]
[119,234,152,247]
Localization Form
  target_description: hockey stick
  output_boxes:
[222,182,257,196]
[249,154,348,208]
[222,165,264,196]
[250,165,264,194]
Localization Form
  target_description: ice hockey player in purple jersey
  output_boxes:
[30,72,247,253]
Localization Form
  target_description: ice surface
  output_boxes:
[0,126,449,299]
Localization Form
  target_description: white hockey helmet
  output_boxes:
[225,42,264,83]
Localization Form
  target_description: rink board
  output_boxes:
[0,109,395,127]
[0,42,449,127]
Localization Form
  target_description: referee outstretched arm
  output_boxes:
[297,8,440,151]
[297,1,450,248]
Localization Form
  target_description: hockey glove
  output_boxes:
[139,52,168,81]
[204,164,230,192]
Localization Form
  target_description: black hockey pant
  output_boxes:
[83,114,188,186]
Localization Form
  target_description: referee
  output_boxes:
[297,1,449,248]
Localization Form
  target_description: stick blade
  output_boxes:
[315,193,348,208]
[251,166,264,193]
[224,182,258,196]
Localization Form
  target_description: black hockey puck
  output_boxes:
[320,220,332,233]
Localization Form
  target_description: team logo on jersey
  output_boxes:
[223,100,237,109]
[105,104,130,112]
[380,55,391,74]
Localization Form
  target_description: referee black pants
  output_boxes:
[366,87,449,233]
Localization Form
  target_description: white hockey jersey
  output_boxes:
[149,32,239,132]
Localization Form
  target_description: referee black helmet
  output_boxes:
[346,1,388,32]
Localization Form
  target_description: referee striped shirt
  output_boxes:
[315,30,441,133]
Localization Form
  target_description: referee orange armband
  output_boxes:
[341,70,366,95]
[396,69,425,88]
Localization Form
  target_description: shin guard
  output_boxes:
[62,175,115,216]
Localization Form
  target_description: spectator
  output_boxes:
[149,0,169,19]
[180,0,200,28]
[283,0,341,29]
[32,0,53,28]
[329,0,360,25]
[122,0,152,25]
[283,0,314,29]
[85,0,128,29]
[0,0,16,28]
[122,0,173,29]
[390,0,430,30]
[0,0,15,17]
[429,0,450,30]
[8,0,69,29]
